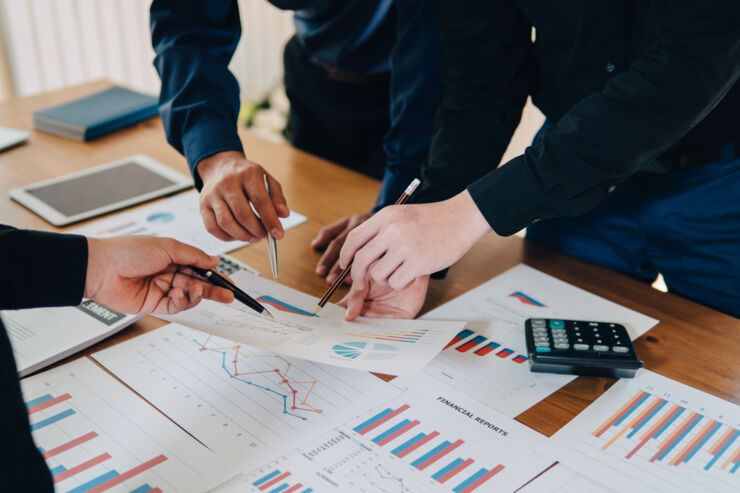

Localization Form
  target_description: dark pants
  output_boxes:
[283,36,390,180]
[527,123,740,318]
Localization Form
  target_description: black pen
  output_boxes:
[189,266,273,318]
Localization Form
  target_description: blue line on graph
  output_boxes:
[194,339,307,420]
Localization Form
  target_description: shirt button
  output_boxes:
[605,62,615,73]
[608,185,616,193]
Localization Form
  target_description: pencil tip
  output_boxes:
[312,306,321,316]
[263,308,274,318]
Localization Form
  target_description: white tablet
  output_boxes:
[9,154,192,226]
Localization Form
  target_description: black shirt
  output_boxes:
[419,0,740,236]
[0,225,88,492]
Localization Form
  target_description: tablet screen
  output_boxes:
[25,161,179,217]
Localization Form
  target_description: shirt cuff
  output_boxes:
[1,229,88,309]
[467,156,551,237]
[182,121,244,190]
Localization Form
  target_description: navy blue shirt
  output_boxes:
[151,0,441,209]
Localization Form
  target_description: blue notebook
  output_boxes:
[33,86,158,141]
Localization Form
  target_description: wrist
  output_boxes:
[84,238,105,300]
[449,189,493,242]
[196,150,245,183]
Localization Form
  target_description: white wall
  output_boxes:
[0,0,294,100]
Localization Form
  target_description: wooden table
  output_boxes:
[1,82,738,439]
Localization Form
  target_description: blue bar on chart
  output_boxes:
[373,419,412,444]
[30,408,76,431]
[130,485,154,493]
[67,470,119,493]
[412,441,453,468]
[253,470,282,487]
[433,458,466,480]
[26,394,54,408]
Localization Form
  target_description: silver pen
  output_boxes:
[263,174,279,279]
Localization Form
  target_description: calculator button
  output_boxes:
[554,343,570,350]
[553,337,568,343]
[535,347,552,353]
[534,339,550,345]
[612,346,629,353]
[549,319,565,329]
[535,342,551,348]
[551,328,566,334]
[589,322,599,326]
[531,319,546,327]
[573,343,590,351]
[593,345,610,352]
[533,329,548,336]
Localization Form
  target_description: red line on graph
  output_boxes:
[377,420,420,446]
[459,464,505,492]
[283,484,303,493]
[53,453,111,483]
[358,405,410,435]
[27,393,72,414]
[258,471,291,490]
[437,458,475,483]
[43,431,98,458]
[86,455,167,493]
[416,439,465,470]
[395,431,440,458]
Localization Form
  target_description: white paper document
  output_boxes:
[546,370,740,493]
[72,190,307,256]
[3,300,139,376]
[517,462,616,493]
[215,374,554,493]
[417,264,658,417]
[22,358,230,492]
[92,323,403,471]
[163,271,466,375]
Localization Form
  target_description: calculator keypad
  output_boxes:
[529,319,631,355]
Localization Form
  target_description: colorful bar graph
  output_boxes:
[444,329,474,350]
[393,431,440,458]
[413,439,464,470]
[454,465,505,493]
[43,431,98,458]
[374,420,420,446]
[456,336,487,353]
[68,470,119,493]
[86,454,168,493]
[53,453,112,483]
[602,397,666,451]
[705,428,739,471]
[651,412,702,462]
[257,471,291,491]
[30,408,76,431]
[593,390,650,437]
[626,404,684,459]
[354,405,410,435]
[27,393,72,414]
[435,458,474,483]
[344,329,428,343]
[474,342,500,356]
[496,348,514,359]
[253,470,282,487]
[721,445,740,472]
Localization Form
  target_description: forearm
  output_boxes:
[0,226,87,309]
[151,0,244,189]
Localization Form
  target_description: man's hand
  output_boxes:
[339,190,492,292]
[197,151,289,242]
[339,275,429,321]
[84,236,234,315]
[311,212,372,284]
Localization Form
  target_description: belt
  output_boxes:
[310,58,389,85]
[657,138,740,171]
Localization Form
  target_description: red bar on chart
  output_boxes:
[627,404,683,459]
[356,405,410,435]
[593,391,649,437]
[43,431,98,459]
[710,428,737,455]
[457,336,487,353]
[53,453,112,483]
[416,439,464,470]
[86,455,168,493]
[670,419,718,466]
[395,431,440,458]
[650,412,701,463]
[257,472,291,491]
[495,348,514,359]
[437,458,474,483]
[474,342,500,356]
[512,355,528,363]
[444,329,475,350]
[722,446,740,470]
[283,484,303,493]
[459,464,505,493]
[376,420,420,446]
[27,393,72,414]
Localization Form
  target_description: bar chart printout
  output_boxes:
[22,358,227,493]
[214,378,553,492]
[547,370,740,493]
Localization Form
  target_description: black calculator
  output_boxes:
[525,318,643,378]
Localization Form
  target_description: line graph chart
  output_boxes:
[93,323,399,467]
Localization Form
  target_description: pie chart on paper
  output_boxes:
[332,341,400,360]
